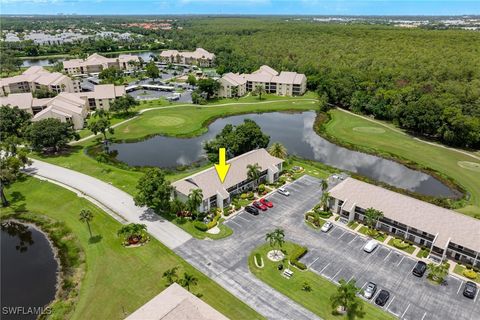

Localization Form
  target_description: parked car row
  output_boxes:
[245,198,274,216]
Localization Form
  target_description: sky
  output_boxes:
[1,0,479,16]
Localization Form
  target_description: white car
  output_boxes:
[363,239,378,253]
[277,187,290,196]
[321,221,333,232]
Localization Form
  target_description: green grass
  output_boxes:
[1,177,262,320]
[284,157,337,180]
[248,242,395,320]
[453,264,480,283]
[347,221,359,230]
[416,248,430,259]
[324,109,480,218]
[169,216,233,240]
[357,226,386,242]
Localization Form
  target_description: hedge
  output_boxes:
[392,238,410,250]
[194,221,208,231]
[463,269,478,280]
[290,246,308,270]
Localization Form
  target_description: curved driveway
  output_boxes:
[27,159,321,320]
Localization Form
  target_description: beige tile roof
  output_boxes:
[63,53,138,69]
[0,66,69,87]
[173,148,283,200]
[221,72,246,86]
[160,48,215,60]
[124,283,228,320]
[329,178,480,252]
[0,92,33,111]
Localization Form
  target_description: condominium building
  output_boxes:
[218,65,307,98]
[328,177,480,268]
[173,149,284,212]
[0,66,80,97]
[0,84,124,129]
[159,48,215,67]
[63,53,139,76]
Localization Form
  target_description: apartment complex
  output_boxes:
[0,66,80,97]
[218,65,307,98]
[173,149,284,212]
[63,53,139,76]
[0,84,124,129]
[328,177,480,268]
[159,48,215,67]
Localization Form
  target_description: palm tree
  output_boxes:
[265,228,285,258]
[330,279,364,318]
[180,273,198,292]
[427,262,449,283]
[187,188,203,215]
[320,192,330,212]
[162,266,179,285]
[246,163,262,189]
[79,209,94,238]
[231,86,239,99]
[320,179,328,192]
[254,85,266,100]
[268,142,287,159]
[363,207,384,230]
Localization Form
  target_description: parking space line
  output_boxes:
[347,235,357,244]
[307,257,320,268]
[347,274,354,283]
[383,250,392,261]
[331,268,343,280]
[401,304,410,319]
[385,296,395,310]
[228,220,242,227]
[337,231,347,240]
[474,291,479,303]
[397,256,405,266]
[236,215,251,222]
[320,262,331,274]
[360,281,368,291]
[372,290,382,302]
[457,281,463,294]
[421,312,427,320]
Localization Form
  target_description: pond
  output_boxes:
[110,111,457,198]
[1,221,58,320]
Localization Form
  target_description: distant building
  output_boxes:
[329,177,480,267]
[159,48,215,67]
[0,66,80,97]
[173,149,283,212]
[63,53,139,76]
[124,282,228,320]
[218,65,307,98]
[0,84,124,129]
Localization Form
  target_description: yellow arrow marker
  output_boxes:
[214,148,230,183]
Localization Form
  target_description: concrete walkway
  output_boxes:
[26,159,192,249]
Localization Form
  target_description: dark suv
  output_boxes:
[245,205,259,216]
[412,261,427,277]
[375,289,390,306]
[463,281,477,299]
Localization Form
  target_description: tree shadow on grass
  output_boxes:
[88,234,103,244]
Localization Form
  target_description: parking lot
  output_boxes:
[223,175,479,320]
[175,175,479,319]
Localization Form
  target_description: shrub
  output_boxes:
[193,221,208,231]
[240,193,247,199]
[207,220,217,229]
[392,238,410,249]
[290,246,308,270]
[317,211,332,218]
[247,192,255,200]
[463,269,478,280]
[258,184,265,192]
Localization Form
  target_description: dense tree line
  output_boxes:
[172,19,480,148]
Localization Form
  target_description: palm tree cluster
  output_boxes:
[247,163,262,189]
[330,279,364,318]
[268,142,287,159]
[265,228,285,258]
[117,223,148,245]
[161,267,199,292]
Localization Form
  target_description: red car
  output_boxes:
[253,201,268,211]
[260,198,273,208]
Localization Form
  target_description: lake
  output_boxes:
[1,221,58,320]
[110,111,457,198]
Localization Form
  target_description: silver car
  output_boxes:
[277,187,290,196]
[363,282,377,299]
[321,221,333,232]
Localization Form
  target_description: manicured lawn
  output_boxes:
[284,157,337,180]
[347,221,359,230]
[324,109,480,218]
[416,248,430,259]
[164,215,233,240]
[248,242,395,320]
[453,264,480,284]
[2,178,262,320]
[357,226,386,242]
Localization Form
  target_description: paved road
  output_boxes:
[27,159,321,320]
[27,159,192,249]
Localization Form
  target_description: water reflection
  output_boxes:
[110,111,456,197]
[1,221,34,252]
